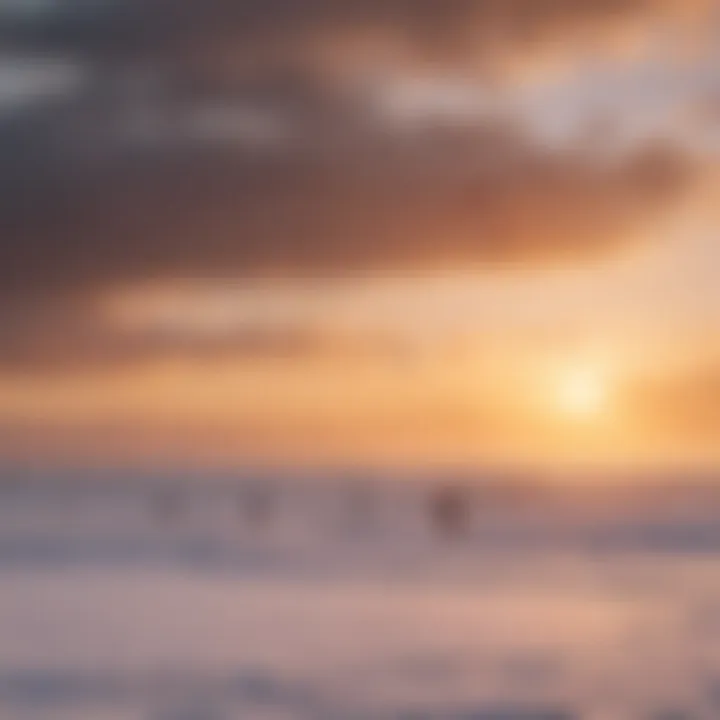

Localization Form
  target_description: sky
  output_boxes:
[0,0,718,474]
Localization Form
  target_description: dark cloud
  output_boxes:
[1,0,712,66]
[0,82,699,366]
[0,0,711,368]
[0,102,695,293]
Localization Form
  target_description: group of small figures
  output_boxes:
[150,482,472,540]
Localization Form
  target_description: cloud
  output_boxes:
[2,0,713,72]
[0,106,697,292]
[0,291,418,372]
[0,0,713,368]
[0,96,699,367]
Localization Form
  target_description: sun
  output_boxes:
[555,366,609,420]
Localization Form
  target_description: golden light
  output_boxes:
[555,365,609,420]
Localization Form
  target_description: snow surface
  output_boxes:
[1,477,720,719]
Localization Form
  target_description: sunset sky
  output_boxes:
[0,0,718,473]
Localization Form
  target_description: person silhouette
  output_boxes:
[429,483,470,540]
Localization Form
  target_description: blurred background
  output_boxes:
[0,1,719,718]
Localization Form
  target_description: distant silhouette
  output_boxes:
[429,484,471,540]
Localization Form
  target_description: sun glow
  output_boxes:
[555,365,610,420]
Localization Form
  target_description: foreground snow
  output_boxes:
[1,478,720,719]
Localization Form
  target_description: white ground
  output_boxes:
[0,480,719,719]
